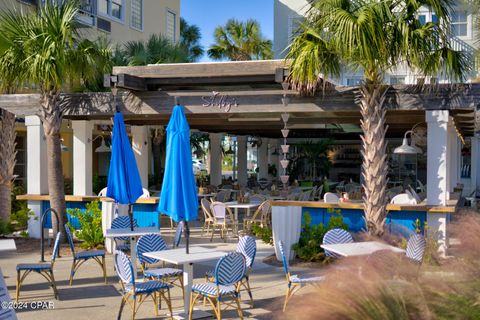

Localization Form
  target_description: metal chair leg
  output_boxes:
[69,260,76,286]
[235,295,244,319]
[15,271,21,302]
[117,296,126,320]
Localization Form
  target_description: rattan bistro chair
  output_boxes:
[201,198,214,235]
[206,236,257,307]
[64,224,107,285]
[278,241,324,311]
[115,250,173,320]
[190,252,246,320]
[322,228,354,258]
[16,232,61,301]
[209,202,237,242]
[111,216,139,251]
[136,234,184,297]
[243,200,271,234]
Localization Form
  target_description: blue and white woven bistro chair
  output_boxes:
[322,228,354,258]
[114,250,173,320]
[406,234,427,264]
[206,235,257,307]
[136,234,184,297]
[111,216,139,251]
[278,241,324,312]
[190,252,246,320]
[64,224,107,285]
[16,232,61,301]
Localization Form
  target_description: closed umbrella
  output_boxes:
[107,112,143,231]
[159,105,198,253]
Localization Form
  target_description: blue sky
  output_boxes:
[180,0,274,62]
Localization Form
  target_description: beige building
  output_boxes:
[1,0,180,187]
[1,0,180,45]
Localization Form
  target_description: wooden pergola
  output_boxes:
[0,59,478,138]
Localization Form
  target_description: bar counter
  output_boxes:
[271,200,457,261]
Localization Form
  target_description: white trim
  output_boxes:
[130,0,144,32]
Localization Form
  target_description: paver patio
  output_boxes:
[0,227,319,319]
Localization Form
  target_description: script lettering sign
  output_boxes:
[201,91,238,112]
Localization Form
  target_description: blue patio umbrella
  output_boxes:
[107,112,143,231]
[158,105,198,253]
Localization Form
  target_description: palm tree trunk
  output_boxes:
[0,109,17,222]
[359,82,389,237]
[41,91,66,240]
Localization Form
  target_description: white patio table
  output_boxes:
[0,239,16,252]
[143,246,227,319]
[105,226,159,278]
[224,201,260,219]
[320,241,405,257]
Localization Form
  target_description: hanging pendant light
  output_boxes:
[394,131,421,154]
[95,136,111,153]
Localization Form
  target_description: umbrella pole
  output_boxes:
[128,204,134,231]
[184,221,190,254]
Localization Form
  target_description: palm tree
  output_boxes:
[116,34,189,66]
[0,10,28,223]
[208,19,273,61]
[287,0,468,236]
[180,18,204,62]
[0,2,112,238]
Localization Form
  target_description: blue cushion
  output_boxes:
[192,282,236,296]
[144,267,183,278]
[125,280,172,294]
[76,250,105,260]
[16,263,52,271]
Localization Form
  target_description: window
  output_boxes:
[166,9,176,42]
[451,10,468,37]
[288,17,304,39]
[130,0,143,30]
[346,77,362,86]
[98,0,124,21]
[418,14,426,25]
[390,76,405,85]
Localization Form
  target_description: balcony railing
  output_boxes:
[449,35,477,78]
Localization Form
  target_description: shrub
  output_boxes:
[68,200,104,249]
[292,211,349,262]
[0,219,12,236]
[10,184,33,230]
[251,224,273,245]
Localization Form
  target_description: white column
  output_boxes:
[209,133,223,186]
[72,121,93,195]
[131,126,149,188]
[258,140,269,180]
[471,135,479,195]
[447,121,459,193]
[26,116,48,238]
[426,110,450,206]
[237,136,248,187]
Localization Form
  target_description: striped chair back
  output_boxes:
[214,252,246,286]
[406,234,426,263]
[323,228,353,257]
[174,221,184,248]
[51,232,62,263]
[64,224,76,256]
[215,190,227,202]
[114,250,134,286]
[112,216,138,241]
[137,234,167,265]
[236,236,256,268]
[277,241,289,276]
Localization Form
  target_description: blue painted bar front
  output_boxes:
[302,207,427,237]
[42,200,161,229]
